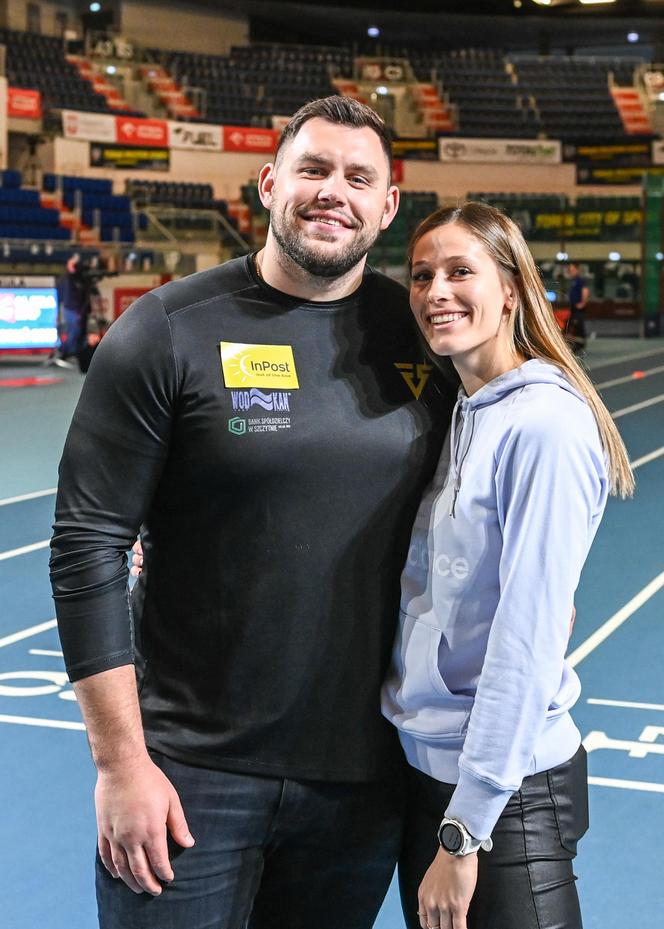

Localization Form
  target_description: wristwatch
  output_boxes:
[437,817,493,857]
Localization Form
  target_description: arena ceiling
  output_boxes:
[222,1,664,52]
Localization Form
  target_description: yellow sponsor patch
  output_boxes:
[220,342,300,389]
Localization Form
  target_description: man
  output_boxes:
[55,253,86,362]
[50,96,450,929]
[567,262,590,353]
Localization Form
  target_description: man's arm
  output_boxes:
[51,292,189,894]
[74,666,194,896]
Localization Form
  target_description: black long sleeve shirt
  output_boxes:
[50,255,451,781]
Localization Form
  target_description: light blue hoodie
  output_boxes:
[382,359,609,840]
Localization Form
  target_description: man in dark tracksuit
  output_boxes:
[50,97,451,929]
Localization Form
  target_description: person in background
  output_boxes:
[55,253,86,362]
[567,261,590,353]
[50,97,450,929]
[382,202,633,929]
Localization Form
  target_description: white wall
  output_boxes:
[49,137,642,204]
[3,0,77,37]
[120,1,247,55]
[53,137,268,199]
[400,160,641,200]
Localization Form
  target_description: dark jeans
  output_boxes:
[96,750,404,929]
[399,746,589,929]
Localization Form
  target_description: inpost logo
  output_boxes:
[395,362,433,400]
[220,342,299,389]
[228,417,247,436]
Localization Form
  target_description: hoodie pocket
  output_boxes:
[390,612,473,742]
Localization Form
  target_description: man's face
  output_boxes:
[259,117,398,278]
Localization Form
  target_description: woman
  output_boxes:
[382,202,633,929]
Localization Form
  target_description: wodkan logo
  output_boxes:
[231,388,290,413]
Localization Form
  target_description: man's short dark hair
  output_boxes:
[275,96,393,181]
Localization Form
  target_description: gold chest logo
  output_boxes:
[394,362,433,400]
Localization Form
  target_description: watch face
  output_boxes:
[440,823,463,853]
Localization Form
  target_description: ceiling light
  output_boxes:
[367,26,380,38]
[627,32,639,43]
[578,0,616,5]
[608,251,621,261]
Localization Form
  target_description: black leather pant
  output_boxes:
[399,746,589,929]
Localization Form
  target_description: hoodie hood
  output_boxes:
[448,359,583,517]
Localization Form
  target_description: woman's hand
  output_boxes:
[418,848,478,929]
[130,539,143,577]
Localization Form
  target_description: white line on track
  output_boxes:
[589,346,664,371]
[0,713,85,731]
[611,393,664,419]
[568,570,664,667]
[0,488,56,507]
[0,619,57,649]
[29,648,63,657]
[588,698,664,712]
[597,363,664,390]
[588,776,664,794]
[631,446,664,470]
[0,539,50,561]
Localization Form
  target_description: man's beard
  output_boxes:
[270,203,382,279]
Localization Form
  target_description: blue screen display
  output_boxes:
[0,288,59,350]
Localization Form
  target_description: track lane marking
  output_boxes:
[0,488,56,507]
[589,346,664,371]
[611,393,664,419]
[0,539,50,561]
[588,698,664,712]
[568,570,664,667]
[0,619,57,649]
[597,363,664,389]
[631,446,664,469]
[0,713,85,731]
[588,776,664,794]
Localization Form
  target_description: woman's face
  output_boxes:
[409,222,515,377]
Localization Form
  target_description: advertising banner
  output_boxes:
[90,143,170,171]
[221,126,280,154]
[439,137,561,165]
[7,87,42,120]
[576,164,664,185]
[62,109,116,142]
[167,121,222,152]
[115,116,169,148]
[392,138,438,160]
[0,287,58,350]
[564,141,652,167]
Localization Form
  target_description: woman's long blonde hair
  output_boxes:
[407,202,634,498]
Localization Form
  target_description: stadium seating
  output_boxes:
[1,27,143,116]
[149,43,351,125]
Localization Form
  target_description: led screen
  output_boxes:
[0,288,59,350]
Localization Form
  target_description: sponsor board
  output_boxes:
[439,138,561,165]
[167,121,222,152]
[392,138,438,160]
[564,141,652,168]
[7,88,42,120]
[576,164,664,185]
[653,141,664,166]
[62,110,116,142]
[222,126,279,154]
[115,116,168,148]
[90,143,170,171]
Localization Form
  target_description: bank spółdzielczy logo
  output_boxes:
[394,362,433,400]
[228,417,247,436]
